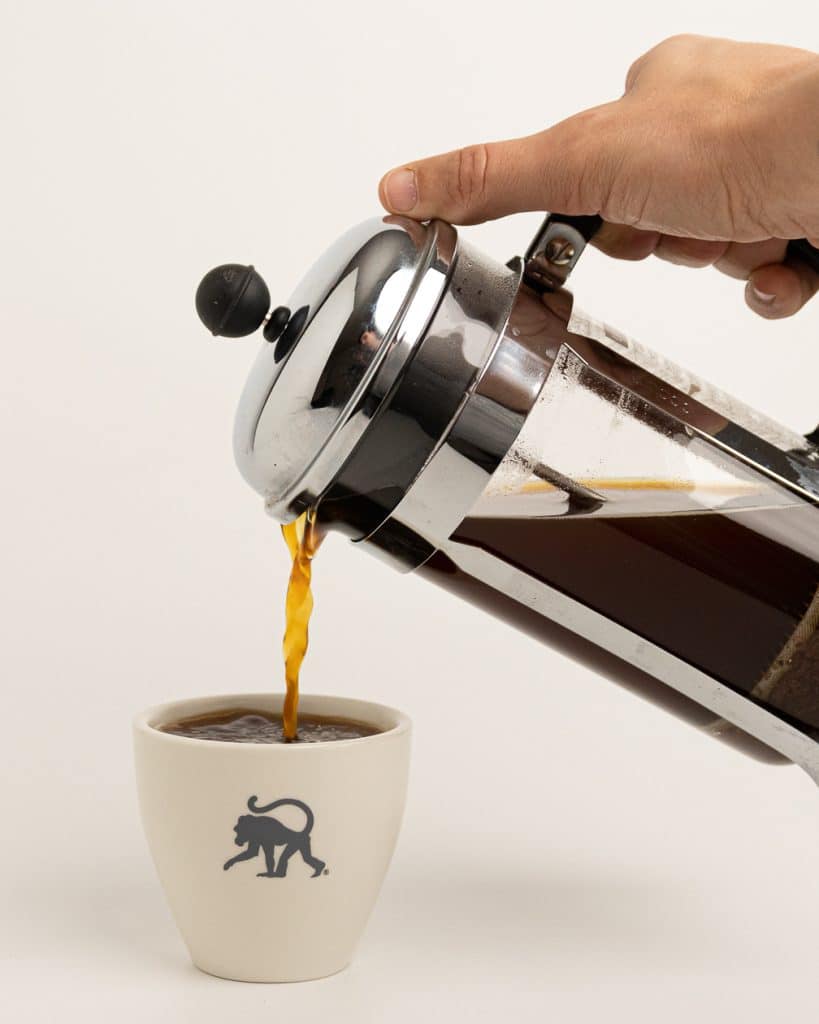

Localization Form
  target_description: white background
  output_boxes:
[2,1,819,1020]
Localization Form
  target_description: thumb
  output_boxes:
[378,104,622,225]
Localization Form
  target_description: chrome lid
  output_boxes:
[232,215,457,521]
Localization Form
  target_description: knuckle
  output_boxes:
[682,238,724,262]
[661,32,699,49]
[655,236,724,267]
[452,143,491,217]
[624,59,642,91]
[636,33,700,72]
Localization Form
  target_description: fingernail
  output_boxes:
[383,168,418,212]
[751,285,776,304]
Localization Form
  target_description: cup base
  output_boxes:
[193,958,352,984]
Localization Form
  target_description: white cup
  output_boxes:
[133,692,411,983]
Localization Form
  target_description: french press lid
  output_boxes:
[197,211,819,545]
[196,216,464,521]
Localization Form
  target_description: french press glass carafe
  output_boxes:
[195,214,819,783]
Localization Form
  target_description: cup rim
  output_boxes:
[133,692,411,751]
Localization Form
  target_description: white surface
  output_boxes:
[2,1,819,1020]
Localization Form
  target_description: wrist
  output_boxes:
[791,57,819,237]
[750,49,819,239]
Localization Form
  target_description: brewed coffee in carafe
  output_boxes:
[197,212,819,783]
[416,290,819,764]
[427,480,819,764]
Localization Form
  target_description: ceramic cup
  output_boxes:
[134,692,411,983]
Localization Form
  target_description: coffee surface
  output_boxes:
[161,709,379,744]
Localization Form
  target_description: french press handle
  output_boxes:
[525,212,819,287]
[788,238,819,274]
[525,213,819,447]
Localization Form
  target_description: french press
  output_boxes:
[195,215,819,783]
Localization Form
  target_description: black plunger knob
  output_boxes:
[195,264,271,337]
[263,305,291,343]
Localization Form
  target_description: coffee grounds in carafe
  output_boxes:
[734,584,819,734]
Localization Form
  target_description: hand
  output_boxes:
[378,35,819,319]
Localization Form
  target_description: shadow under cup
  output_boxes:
[133,693,411,983]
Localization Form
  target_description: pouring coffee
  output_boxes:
[195,214,819,782]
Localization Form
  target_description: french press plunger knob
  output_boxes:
[195,263,292,344]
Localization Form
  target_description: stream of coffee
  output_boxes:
[280,509,325,740]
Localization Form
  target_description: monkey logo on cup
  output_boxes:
[223,795,327,878]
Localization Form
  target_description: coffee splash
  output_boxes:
[161,709,377,744]
[281,509,325,740]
